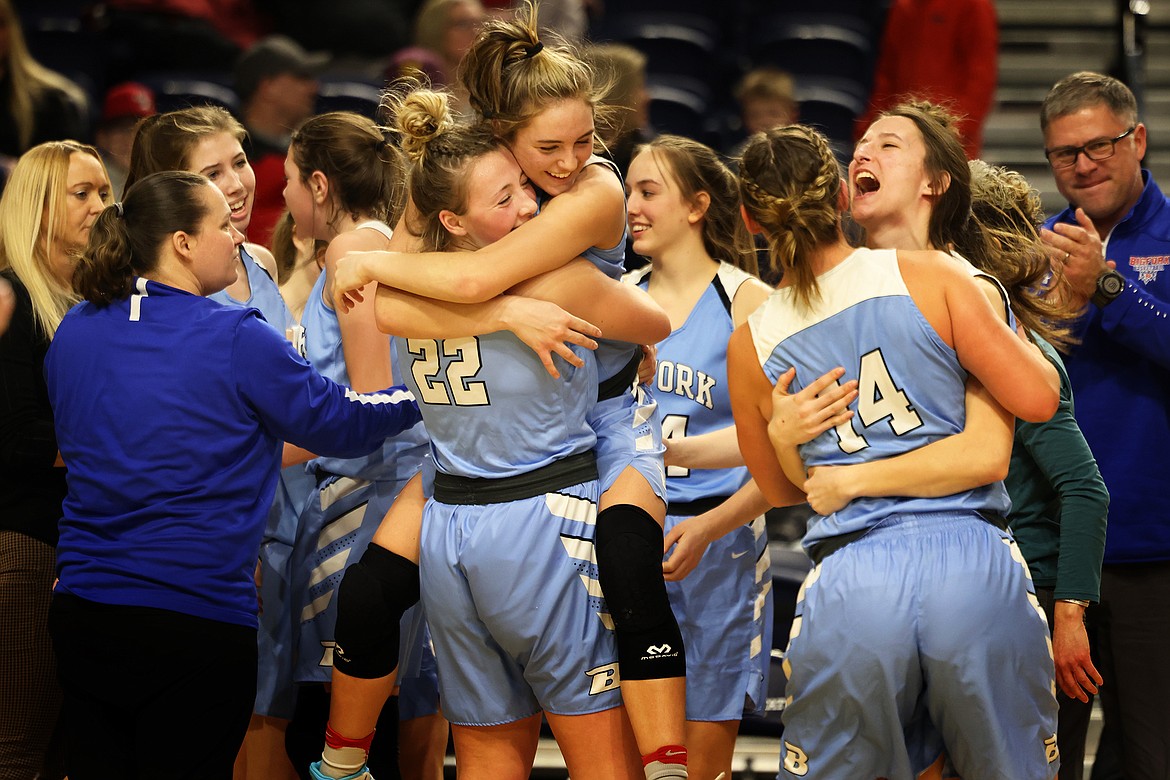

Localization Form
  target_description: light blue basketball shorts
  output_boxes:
[665,511,772,722]
[420,480,624,726]
[590,385,667,501]
[779,511,1059,780]
[255,464,316,718]
[291,473,439,718]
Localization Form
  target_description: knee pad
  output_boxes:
[333,544,420,679]
[594,504,686,680]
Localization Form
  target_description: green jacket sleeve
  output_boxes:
[1014,344,1109,602]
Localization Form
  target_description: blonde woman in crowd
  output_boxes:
[0,140,109,780]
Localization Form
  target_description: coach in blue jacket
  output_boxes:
[1040,71,1170,780]
[43,170,422,780]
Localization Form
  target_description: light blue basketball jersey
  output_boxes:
[629,262,771,721]
[543,155,638,382]
[630,262,754,503]
[301,267,428,482]
[394,332,597,479]
[577,155,627,282]
[207,244,301,714]
[748,247,1011,550]
[209,244,293,337]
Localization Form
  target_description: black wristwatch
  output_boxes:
[1091,269,1125,308]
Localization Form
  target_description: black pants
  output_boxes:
[48,593,257,780]
[1092,562,1170,780]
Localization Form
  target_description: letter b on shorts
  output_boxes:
[783,741,809,776]
[585,662,621,695]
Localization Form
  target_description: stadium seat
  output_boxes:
[136,71,239,114]
[315,79,384,121]
[645,74,712,141]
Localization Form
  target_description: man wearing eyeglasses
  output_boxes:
[1039,71,1170,780]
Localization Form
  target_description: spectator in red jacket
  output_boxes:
[856,0,997,159]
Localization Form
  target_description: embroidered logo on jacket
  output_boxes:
[1129,255,1167,283]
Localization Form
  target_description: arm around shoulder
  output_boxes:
[346,170,627,305]
[942,263,1059,422]
[513,258,670,345]
[801,378,1013,515]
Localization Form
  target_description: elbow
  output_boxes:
[450,273,497,304]
[647,309,671,343]
[1017,392,1059,424]
[760,481,800,509]
[978,452,1011,485]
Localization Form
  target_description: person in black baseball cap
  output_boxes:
[235,35,328,150]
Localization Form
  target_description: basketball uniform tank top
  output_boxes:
[748,247,1011,549]
[630,262,755,503]
[209,244,293,337]
[301,220,427,481]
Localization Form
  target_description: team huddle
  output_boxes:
[8,0,1170,778]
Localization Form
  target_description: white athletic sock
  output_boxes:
[319,744,368,778]
[644,760,688,780]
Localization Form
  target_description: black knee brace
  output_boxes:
[594,504,686,680]
[332,543,420,679]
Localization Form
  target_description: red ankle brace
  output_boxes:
[324,723,375,753]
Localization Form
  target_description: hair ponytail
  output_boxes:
[73,171,211,305]
[955,160,1077,352]
[289,111,407,230]
[72,205,136,305]
[458,0,610,141]
[738,126,841,311]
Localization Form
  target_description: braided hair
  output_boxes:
[738,125,841,311]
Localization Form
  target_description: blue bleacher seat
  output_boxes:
[136,71,239,114]
[315,79,384,121]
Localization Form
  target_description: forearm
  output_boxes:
[375,285,513,339]
[1020,401,1110,603]
[239,320,422,455]
[830,431,1007,501]
[776,441,808,492]
[1052,479,1108,601]
[514,260,670,344]
[666,426,743,471]
[696,480,777,540]
[347,250,490,302]
[349,218,589,305]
